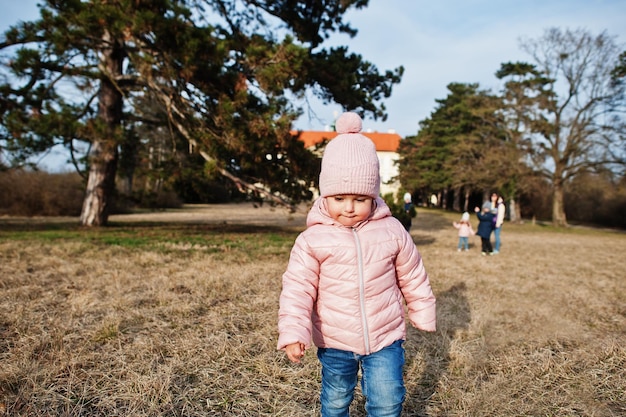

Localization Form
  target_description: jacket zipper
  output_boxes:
[352,228,371,354]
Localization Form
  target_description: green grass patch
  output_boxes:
[0,223,297,255]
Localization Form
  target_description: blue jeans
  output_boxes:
[317,340,406,417]
[494,226,502,251]
[457,236,469,250]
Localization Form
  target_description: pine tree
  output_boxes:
[1,0,402,225]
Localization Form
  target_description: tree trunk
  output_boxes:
[552,181,568,227]
[508,198,518,223]
[452,187,461,212]
[80,139,119,226]
[119,128,139,196]
[463,188,470,212]
[79,30,124,227]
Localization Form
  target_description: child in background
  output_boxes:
[277,112,437,417]
[453,212,475,251]
[475,201,495,255]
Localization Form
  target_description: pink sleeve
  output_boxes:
[277,235,320,350]
[395,231,437,332]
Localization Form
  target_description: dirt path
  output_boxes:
[0,203,309,229]
[109,203,309,228]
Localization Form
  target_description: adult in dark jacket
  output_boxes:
[474,201,495,255]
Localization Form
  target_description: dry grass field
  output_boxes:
[1,204,625,416]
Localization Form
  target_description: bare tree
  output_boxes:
[500,28,625,226]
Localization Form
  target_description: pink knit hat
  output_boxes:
[319,112,380,198]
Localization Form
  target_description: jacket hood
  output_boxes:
[306,196,392,229]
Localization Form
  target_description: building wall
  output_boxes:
[295,130,402,200]
[378,150,400,198]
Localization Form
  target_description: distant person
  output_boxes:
[278,112,437,417]
[453,211,475,252]
[489,192,499,211]
[402,192,416,231]
[493,196,505,254]
[475,201,495,255]
[489,192,499,233]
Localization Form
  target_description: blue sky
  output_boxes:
[295,0,626,136]
[2,0,625,169]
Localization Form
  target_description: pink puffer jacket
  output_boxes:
[277,197,436,355]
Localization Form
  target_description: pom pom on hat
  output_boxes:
[335,111,362,134]
[319,112,380,198]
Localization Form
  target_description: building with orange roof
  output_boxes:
[293,129,402,198]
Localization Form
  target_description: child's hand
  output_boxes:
[285,342,306,363]
[474,207,479,212]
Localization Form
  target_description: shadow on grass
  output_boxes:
[0,218,301,235]
[410,233,436,247]
[106,222,302,235]
[406,209,452,247]
[0,218,82,232]
[404,282,471,416]
[347,283,471,417]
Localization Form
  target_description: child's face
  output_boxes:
[326,194,374,227]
